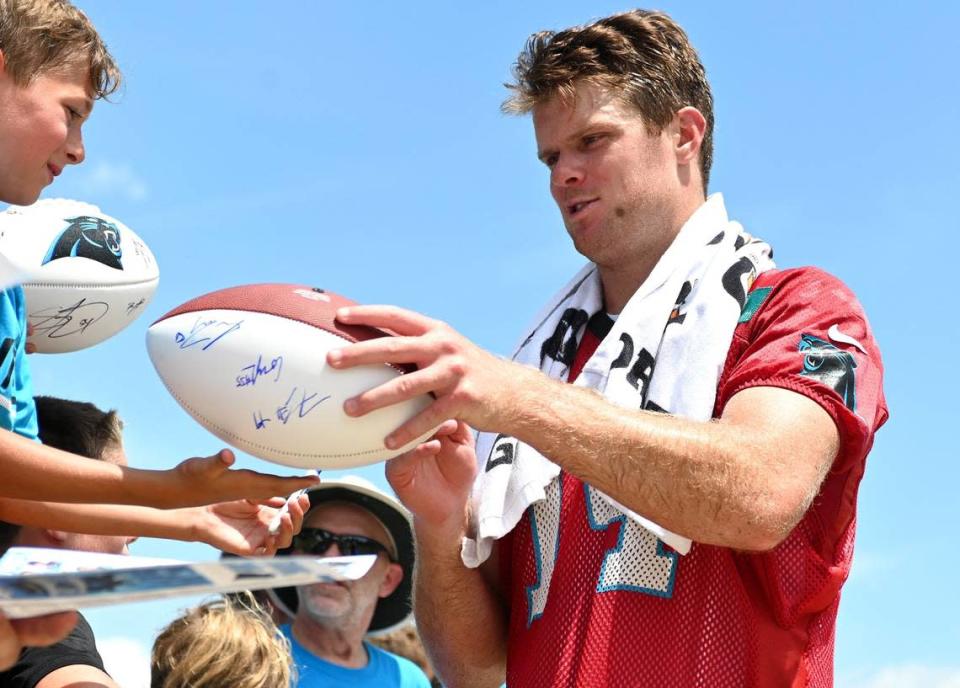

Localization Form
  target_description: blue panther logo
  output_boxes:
[798,334,857,411]
[42,216,123,270]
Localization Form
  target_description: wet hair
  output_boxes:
[504,9,714,188]
[0,0,121,98]
[151,594,293,688]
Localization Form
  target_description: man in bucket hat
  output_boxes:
[272,476,430,687]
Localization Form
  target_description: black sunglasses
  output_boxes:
[292,528,393,560]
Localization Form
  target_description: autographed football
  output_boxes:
[146,284,434,469]
[0,199,160,353]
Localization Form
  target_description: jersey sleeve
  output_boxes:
[716,267,888,474]
[0,287,38,441]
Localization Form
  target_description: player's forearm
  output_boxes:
[0,498,198,541]
[500,375,822,550]
[413,520,507,688]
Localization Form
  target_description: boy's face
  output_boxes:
[0,56,93,205]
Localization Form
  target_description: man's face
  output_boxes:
[0,57,93,205]
[533,81,679,270]
[294,502,400,630]
[61,443,136,555]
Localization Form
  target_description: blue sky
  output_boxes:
[14,1,959,685]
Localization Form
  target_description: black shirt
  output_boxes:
[0,613,106,687]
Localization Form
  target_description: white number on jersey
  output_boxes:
[526,480,678,625]
[584,484,678,597]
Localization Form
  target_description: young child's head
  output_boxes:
[0,0,121,205]
[151,594,293,688]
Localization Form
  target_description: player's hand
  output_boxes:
[192,492,310,556]
[329,305,533,449]
[168,449,319,508]
[0,611,78,669]
[386,419,478,534]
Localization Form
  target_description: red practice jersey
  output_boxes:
[500,267,887,688]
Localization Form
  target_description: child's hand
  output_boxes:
[167,449,319,507]
[25,324,36,355]
[191,492,310,556]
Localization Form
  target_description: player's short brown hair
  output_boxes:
[151,594,293,688]
[0,0,121,98]
[504,9,714,188]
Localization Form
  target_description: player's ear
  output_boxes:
[378,561,404,599]
[674,106,706,166]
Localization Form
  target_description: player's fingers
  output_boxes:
[432,419,459,437]
[384,447,421,493]
[385,406,448,452]
[343,368,441,417]
[335,305,435,336]
[327,334,433,370]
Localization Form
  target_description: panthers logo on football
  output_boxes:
[42,215,123,271]
[798,334,857,411]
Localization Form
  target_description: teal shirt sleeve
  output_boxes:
[0,287,38,441]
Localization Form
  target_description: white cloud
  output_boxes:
[75,161,149,201]
[841,665,960,688]
[98,636,151,688]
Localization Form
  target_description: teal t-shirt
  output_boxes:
[0,286,38,440]
[281,624,431,688]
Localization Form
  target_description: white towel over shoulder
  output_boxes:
[462,195,775,567]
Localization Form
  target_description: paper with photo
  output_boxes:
[0,547,374,619]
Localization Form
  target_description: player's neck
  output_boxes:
[600,195,706,314]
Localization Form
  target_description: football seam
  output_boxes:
[25,277,159,288]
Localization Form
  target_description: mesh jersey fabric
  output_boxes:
[0,613,106,687]
[0,286,38,440]
[499,267,887,688]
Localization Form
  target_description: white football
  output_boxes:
[0,199,159,353]
[146,283,435,470]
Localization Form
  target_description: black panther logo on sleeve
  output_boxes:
[42,216,123,270]
[798,334,858,412]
